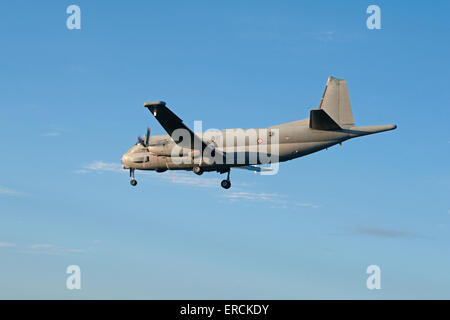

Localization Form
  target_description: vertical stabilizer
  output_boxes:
[318,76,355,127]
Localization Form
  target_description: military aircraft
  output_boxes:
[121,76,396,189]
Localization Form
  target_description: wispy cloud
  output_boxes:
[351,226,425,239]
[77,162,319,207]
[222,191,319,209]
[224,191,280,202]
[42,132,61,137]
[77,161,123,174]
[65,65,88,73]
[77,161,220,187]
[64,248,87,253]
[27,243,87,255]
[0,242,16,248]
[314,31,335,42]
[295,202,320,209]
[0,186,26,197]
[30,244,55,249]
[158,171,221,188]
[1,240,94,255]
[239,28,337,45]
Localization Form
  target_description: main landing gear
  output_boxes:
[193,165,203,175]
[221,170,231,189]
[194,166,231,189]
[130,169,137,186]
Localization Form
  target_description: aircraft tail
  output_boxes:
[309,76,397,135]
[318,76,355,127]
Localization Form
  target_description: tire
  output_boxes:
[221,180,231,189]
[193,166,203,175]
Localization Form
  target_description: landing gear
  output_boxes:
[193,165,203,175]
[130,169,137,186]
[221,179,231,189]
[221,170,231,189]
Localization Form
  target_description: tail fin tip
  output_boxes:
[319,76,355,127]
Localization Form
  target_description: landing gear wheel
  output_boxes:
[129,169,137,186]
[221,179,231,189]
[193,165,203,175]
[220,169,231,189]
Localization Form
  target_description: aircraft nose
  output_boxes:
[121,154,130,168]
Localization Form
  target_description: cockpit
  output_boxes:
[121,145,150,168]
[128,145,147,154]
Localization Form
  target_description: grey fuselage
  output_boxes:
[121,117,395,173]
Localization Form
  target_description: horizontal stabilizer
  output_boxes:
[309,109,341,130]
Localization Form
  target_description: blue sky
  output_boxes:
[0,1,449,299]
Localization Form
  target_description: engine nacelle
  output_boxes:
[148,145,201,158]
[147,145,172,157]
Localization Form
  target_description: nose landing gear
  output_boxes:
[130,169,137,186]
[221,170,231,189]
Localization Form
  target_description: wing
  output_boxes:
[144,101,207,150]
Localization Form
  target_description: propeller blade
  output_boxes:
[145,127,150,146]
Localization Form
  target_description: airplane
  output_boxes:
[121,76,396,189]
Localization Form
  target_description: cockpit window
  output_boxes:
[133,156,150,163]
[129,146,148,154]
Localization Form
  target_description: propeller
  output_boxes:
[145,127,150,146]
[137,127,151,147]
